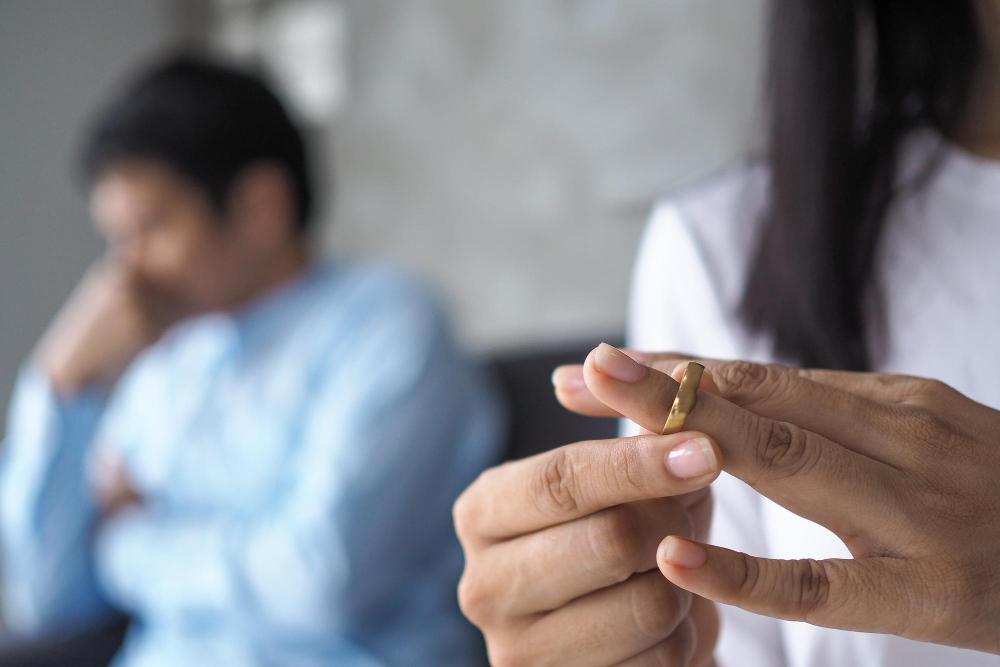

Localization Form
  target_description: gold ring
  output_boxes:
[661,362,705,435]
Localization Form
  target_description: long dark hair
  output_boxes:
[741,1,982,370]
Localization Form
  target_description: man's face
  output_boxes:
[89,160,260,315]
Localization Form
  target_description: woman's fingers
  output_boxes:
[556,349,908,468]
[553,349,714,418]
[553,363,618,417]
[656,536,919,640]
[691,358,914,466]
[453,430,722,545]
[687,594,718,667]
[558,345,909,466]
[583,344,906,540]
[610,617,697,667]
[796,367,952,405]
[464,497,696,617]
[796,367,997,434]
[512,570,693,667]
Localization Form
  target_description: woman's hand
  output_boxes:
[554,344,1000,655]
[454,347,724,666]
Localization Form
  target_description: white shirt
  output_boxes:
[627,130,1000,667]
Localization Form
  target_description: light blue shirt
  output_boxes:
[0,261,505,666]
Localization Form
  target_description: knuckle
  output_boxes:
[531,447,582,517]
[913,480,981,529]
[452,493,474,542]
[735,555,833,622]
[661,616,697,666]
[486,641,527,667]
[793,559,834,621]
[748,418,818,483]
[587,506,645,582]
[452,475,486,542]
[903,377,955,410]
[714,360,789,403]
[457,569,492,625]
[487,634,548,667]
[894,559,981,643]
[630,576,686,642]
[899,406,954,451]
[605,438,646,497]
[641,634,692,667]
[734,551,762,600]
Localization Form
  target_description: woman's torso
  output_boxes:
[628,129,1000,666]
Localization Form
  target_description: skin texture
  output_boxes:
[537,344,1000,659]
[457,343,1000,663]
[455,344,722,667]
[34,159,308,514]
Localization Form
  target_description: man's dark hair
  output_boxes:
[79,53,314,234]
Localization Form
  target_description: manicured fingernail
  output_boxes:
[665,437,717,479]
[670,361,690,381]
[658,536,707,569]
[593,343,647,383]
[551,365,586,391]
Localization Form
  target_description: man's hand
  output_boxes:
[36,260,183,395]
[93,454,144,518]
[454,343,723,666]
[554,344,1000,656]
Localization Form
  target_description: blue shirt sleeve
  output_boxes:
[93,281,505,664]
[0,365,114,631]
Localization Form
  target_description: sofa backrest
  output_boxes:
[488,339,622,462]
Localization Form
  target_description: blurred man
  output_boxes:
[0,55,504,666]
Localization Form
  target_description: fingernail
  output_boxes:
[665,437,717,479]
[593,343,647,383]
[658,536,707,569]
[551,365,585,391]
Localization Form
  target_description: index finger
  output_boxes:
[582,345,907,541]
[552,350,713,418]
[453,431,722,544]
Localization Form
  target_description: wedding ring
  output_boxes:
[661,362,705,435]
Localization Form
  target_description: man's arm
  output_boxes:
[1,261,178,632]
[0,366,112,631]
[94,283,505,661]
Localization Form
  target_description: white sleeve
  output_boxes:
[625,200,788,667]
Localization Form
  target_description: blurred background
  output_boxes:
[0,0,764,415]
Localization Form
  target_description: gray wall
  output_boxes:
[0,1,765,416]
[0,1,172,414]
[325,0,765,350]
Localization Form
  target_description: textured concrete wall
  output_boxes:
[324,0,765,351]
[0,1,172,415]
[0,1,766,417]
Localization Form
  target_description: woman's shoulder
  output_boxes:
[629,161,770,358]
[644,160,768,283]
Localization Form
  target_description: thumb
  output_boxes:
[579,343,720,433]
[552,345,721,418]
[655,536,919,637]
